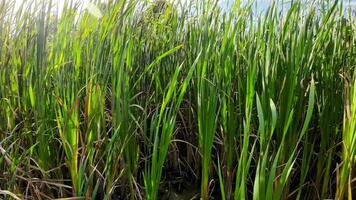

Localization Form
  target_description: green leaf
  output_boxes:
[86,3,103,19]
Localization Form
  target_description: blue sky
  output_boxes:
[14,0,356,14]
[221,0,356,11]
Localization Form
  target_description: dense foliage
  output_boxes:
[0,0,355,199]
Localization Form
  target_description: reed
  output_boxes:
[0,0,355,199]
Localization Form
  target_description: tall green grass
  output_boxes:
[0,0,355,199]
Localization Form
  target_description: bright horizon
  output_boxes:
[14,0,92,13]
[12,0,356,15]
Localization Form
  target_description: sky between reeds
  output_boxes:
[14,0,356,16]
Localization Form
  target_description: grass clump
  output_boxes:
[0,0,355,199]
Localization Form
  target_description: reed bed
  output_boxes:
[0,0,355,199]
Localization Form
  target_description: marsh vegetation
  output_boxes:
[0,0,355,199]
